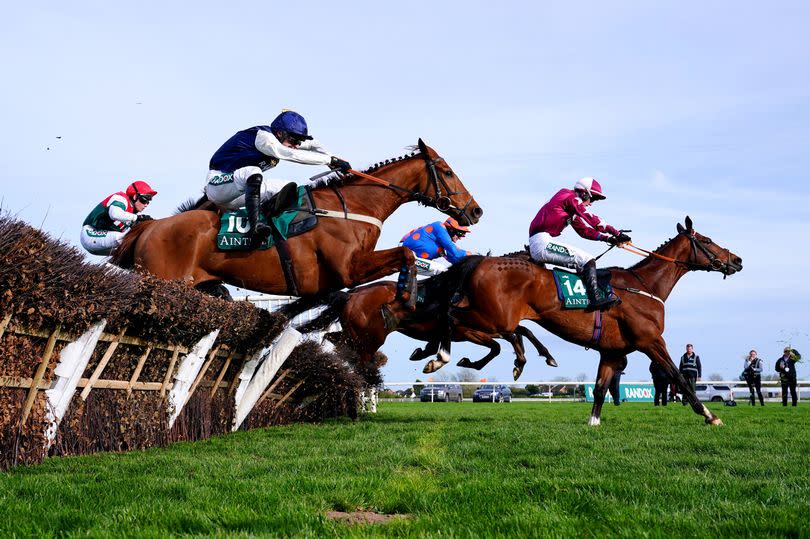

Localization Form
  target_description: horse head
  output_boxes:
[675,216,743,276]
[417,139,483,226]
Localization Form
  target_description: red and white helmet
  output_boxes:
[573,177,606,200]
[125,180,158,201]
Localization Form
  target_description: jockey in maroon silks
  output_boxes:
[528,177,631,311]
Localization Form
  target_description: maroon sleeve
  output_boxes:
[564,196,616,240]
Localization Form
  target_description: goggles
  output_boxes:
[137,194,153,204]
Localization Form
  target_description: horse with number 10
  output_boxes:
[112,139,483,298]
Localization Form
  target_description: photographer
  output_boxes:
[742,350,764,406]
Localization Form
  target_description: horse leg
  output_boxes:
[644,338,721,425]
[503,332,528,381]
[410,340,439,361]
[423,337,452,374]
[589,353,621,426]
[456,332,502,370]
[515,325,557,367]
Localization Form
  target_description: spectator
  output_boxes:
[678,344,701,406]
[608,356,628,406]
[649,361,670,406]
[742,349,764,406]
[775,347,800,407]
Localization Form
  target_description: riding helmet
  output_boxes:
[270,110,313,140]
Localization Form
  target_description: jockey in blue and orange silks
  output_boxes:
[400,217,472,276]
[528,177,631,311]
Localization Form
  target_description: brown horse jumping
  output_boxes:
[111,139,482,296]
[432,217,742,426]
[284,258,557,371]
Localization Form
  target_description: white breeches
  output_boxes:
[529,232,594,270]
[204,167,292,210]
[80,225,126,256]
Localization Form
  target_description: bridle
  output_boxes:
[343,151,474,221]
[621,231,737,278]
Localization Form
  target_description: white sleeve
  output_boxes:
[107,195,138,224]
[254,130,332,166]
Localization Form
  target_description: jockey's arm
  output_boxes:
[254,130,333,166]
[435,225,468,264]
[567,197,620,241]
[107,196,138,225]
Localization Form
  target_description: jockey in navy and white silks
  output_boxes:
[400,217,472,276]
[528,177,630,310]
[204,110,352,244]
[80,180,157,255]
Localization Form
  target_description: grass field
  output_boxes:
[1,402,808,537]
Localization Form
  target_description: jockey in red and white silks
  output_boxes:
[80,180,157,255]
[528,177,630,310]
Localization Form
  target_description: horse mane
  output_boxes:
[419,255,486,303]
[310,148,421,190]
[175,194,217,214]
[626,234,679,271]
[109,221,154,269]
[501,247,531,259]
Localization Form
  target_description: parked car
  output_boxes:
[472,385,512,403]
[420,384,463,402]
[691,384,735,402]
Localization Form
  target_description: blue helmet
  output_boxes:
[270,110,313,141]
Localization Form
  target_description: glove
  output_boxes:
[136,214,153,223]
[330,156,352,173]
[608,232,631,245]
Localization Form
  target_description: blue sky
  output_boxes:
[2,2,808,384]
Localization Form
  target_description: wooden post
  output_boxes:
[254,369,290,409]
[80,326,127,401]
[160,347,180,398]
[271,378,304,410]
[0,313,12,341]
[126,346,152,397]
[210,350,235,399]
[20,324,61,426]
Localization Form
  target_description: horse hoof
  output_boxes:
[707,417,724,426]
[423,361,435,374]
[588,416,601,427]
[545,357,558,368]
[409,349,423,361]
[512,367,522,381]
[457,358,471,368]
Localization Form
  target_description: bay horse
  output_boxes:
[283,257,557,370]
[430,217,742,426]
[111,139,482,297]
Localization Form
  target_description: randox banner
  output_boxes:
[585,383,655,402]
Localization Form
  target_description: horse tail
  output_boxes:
[289,291,350,334]
[110,221,154,269]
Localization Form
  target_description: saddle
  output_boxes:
[216,186,319,251]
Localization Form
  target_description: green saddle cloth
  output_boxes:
[551,268,613,309]
[216,187,306,251]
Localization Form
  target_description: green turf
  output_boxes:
[1,402,808,538]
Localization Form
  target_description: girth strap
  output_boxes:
[589,310,603,348]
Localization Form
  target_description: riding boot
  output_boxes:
[581,259,619,311]
[245,174,271,246]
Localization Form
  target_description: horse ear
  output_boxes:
[677,223,685,234]
[417,138,428,154]
[685,216,693,231]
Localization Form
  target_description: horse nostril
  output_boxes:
[472,207,483,219]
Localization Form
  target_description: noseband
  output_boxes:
[682,232,734,277]
[422,154,475,219]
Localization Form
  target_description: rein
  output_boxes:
[619,234,732,276]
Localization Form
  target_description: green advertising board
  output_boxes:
[584,383,655,402]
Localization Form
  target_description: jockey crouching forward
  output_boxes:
[401,217,472,277]
[528,177,630,311]
[80,180,156,256]
[204,110,351,246]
